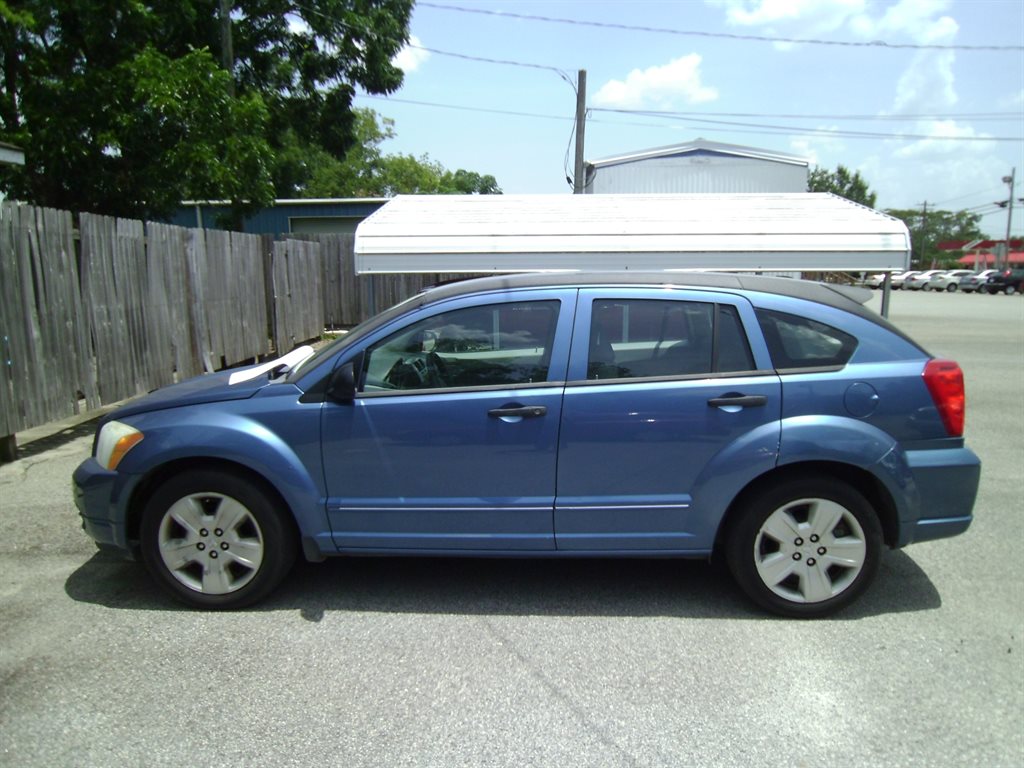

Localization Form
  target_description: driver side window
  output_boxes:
[362,301,560,392]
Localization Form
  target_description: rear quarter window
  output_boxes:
[756,309,858,370]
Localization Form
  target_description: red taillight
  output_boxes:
[923,359,965,437]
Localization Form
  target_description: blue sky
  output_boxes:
[353,0,1024,237]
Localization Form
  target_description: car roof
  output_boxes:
[418,271,866,311]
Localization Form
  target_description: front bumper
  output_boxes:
[72,457,137,558]
[902,446,981,546]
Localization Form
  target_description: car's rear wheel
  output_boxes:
[1006,285,1017,296]
[140,470,297,609]
[726,479,881,618]
[946,283,958,292]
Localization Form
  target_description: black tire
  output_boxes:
[725,478,882,618]
[1006,285,1017,296]
[140,469,297,609]
[946,283,958,292]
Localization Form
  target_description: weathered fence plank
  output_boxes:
[0,202,95,439]
[272,239,324,353]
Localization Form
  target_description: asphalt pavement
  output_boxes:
[1,289,1021,767]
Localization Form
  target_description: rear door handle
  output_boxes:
[488,406,548,418]
[707,395,768,408]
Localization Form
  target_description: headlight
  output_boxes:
[95,421,144,470]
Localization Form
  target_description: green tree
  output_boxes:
[286,108,502,198]
[808,164,878,208]
[885,207,988,267]
[0,0,412,219]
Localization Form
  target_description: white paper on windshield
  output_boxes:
[228,346,315,385]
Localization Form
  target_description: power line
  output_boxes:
[419,2,1024,52]
[407,44,567,75]
[360,94,575,123]
[592,109,1022,122]
[405,43,1023,127]
[932,188,1010,206]
[585,107,1023,142]
[360,94,1023,143]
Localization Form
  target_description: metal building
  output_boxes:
[584,139,809,195]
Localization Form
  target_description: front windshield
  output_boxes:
[286,291,428,380]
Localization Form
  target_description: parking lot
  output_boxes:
[1,289,1021,767]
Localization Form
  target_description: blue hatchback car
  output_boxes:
[73,273,980,617]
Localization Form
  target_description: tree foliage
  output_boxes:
[281,108,502,198]
[808,164,878,208]
[884,207,987,267]
[0,0,412,219]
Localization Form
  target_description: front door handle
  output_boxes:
[707,395,768,408]
[488,405,548,418]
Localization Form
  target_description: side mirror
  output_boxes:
[326,361,357,403]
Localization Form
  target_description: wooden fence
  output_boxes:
[0,201,458,457]
[0,204,97,442]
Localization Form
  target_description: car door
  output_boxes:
[321,289,575,551]
[555,288,781,552]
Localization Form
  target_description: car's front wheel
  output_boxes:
[946,283,958,292]
[726,479,882,618]
[140,470,297,609]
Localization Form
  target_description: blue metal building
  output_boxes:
[170,198,388,236]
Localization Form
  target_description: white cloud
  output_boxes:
[999,89,1024,108]
[714,0,866,31]
[393,35,430,74]
[868,0,957,44]
[790,131,847,166]
[893,120,990,158]
[710,0,957,46]
[592,55,719,109]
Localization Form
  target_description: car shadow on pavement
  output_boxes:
[65,548,941,621]
[10,419,98,462]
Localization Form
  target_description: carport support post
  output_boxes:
[364,274,377,320]
[0,434,16,463]
[881,272,892,318]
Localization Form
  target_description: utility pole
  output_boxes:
[573,69,587,194]
[918,200,929,267]
[219,0,235,96]
[1001,168,1015,270]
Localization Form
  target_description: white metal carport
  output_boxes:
[354,193,910,313]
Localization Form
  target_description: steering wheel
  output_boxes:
[383,357,422,389]
[383,353,448,389]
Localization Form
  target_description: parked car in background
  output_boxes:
[904,270,947,290]
[72,273,981,618]
[985,268,1024,295]
[864,273,890,289]
[959,269,999,293]
[890,270,919,290]
[926,269,974,292]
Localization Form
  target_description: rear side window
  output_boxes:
[587,299,755,380]
[756,309,858,370]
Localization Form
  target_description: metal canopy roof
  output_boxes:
[587,139,809,169]
[354,193,910,274]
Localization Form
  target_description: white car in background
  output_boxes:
[890,270,919,290]
[864,272,893,288]
[904,270,947,290]
[925,269,974,292]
